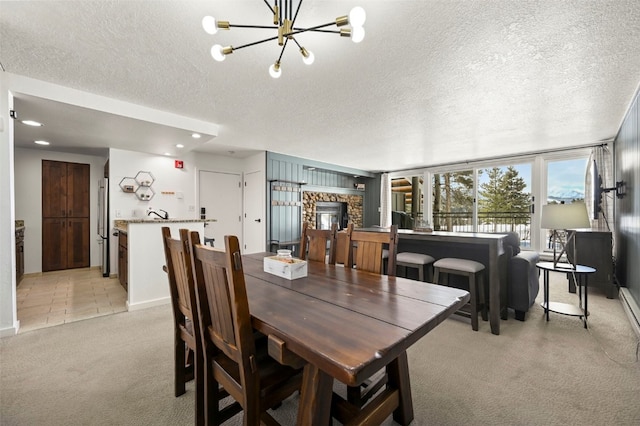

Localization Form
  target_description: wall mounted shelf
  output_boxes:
[120,171,156,201]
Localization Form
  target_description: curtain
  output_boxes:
[585,144,614,235]
[380,173,392,227]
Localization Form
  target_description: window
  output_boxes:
[432,170,474,232]
[391,176,423,229]
[477,163,532,245]
[388,148,592,252]
[542,157,589,251]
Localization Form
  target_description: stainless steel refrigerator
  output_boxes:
[97,178,109,277]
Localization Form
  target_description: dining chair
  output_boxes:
[188,232,303,425]
[341,223,399,408]
[344,223,398,276]
[334,230,349,266]
[299,222,337,264]
[161,227,205,425]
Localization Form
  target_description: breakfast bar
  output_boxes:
[359,228,509,335]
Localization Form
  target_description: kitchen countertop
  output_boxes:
[113,218,215,233]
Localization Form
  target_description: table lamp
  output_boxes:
[541,203,591,269]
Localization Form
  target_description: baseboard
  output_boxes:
[0,320,19,338]
[127,297,170,311]
[23,266,102,279]
[620,288,640,339]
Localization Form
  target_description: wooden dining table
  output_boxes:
[241,253,470,425]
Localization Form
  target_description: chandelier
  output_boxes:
[202,1,366,78]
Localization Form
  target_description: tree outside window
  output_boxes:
[478,166,531,234]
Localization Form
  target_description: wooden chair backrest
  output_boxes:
[162,227,199,348]
[344,224,398,276]
[188,232,258,405]
[299,222,337,264]
[335,231,349,265]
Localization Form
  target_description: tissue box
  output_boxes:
[263,256,308,280]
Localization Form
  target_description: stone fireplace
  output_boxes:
[303,192,363,229]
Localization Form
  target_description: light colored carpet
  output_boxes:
[1,273,639,425]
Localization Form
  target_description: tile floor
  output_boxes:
[16,268,127,334]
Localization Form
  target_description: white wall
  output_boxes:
[0,75,17,336]
[109,148,199,221]
[127,221,205,310]
[14,148,107,274]
[109,149,198,273]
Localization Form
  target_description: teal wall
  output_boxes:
[615,88,640,308]
[265,152,380,251]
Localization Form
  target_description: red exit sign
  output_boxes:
[175,160,184,169]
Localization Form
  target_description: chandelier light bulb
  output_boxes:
[211,44,226,61]
[202,16,218,34]
[202,5,366,77]
[269,62,282,78]
[348,7,366,28]
[300,48,315,65]
[351,26,365,43]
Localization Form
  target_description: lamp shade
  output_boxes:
[541,203,591,230]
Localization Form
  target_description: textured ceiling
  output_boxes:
[2,0,640,172]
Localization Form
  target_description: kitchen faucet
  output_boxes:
[147,208,169,220]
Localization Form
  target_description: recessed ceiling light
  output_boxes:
[164,152,171,156]
[34,140,50,145]
[22,120,43,126]
[191,133,201,139]
[176,144,184,148]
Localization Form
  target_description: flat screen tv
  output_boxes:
[591,159,604,220]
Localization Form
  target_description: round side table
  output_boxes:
[536,261,596,329]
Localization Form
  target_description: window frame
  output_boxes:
[388,148,591,252]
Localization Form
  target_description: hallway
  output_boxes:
[16,268,127,334]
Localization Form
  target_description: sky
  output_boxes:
[477,158,588,199]
[546,158,589,198]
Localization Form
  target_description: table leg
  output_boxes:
[583,275,589,329]
[387,351,414,425]
[544,270,550,321]
[296,363,333,426]
[489,252,500,335]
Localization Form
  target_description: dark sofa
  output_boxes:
[504,232,540,321]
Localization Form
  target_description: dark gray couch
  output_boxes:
[504,232,540,321]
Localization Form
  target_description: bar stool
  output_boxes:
[433,258,486,331]
[396,252,435,282]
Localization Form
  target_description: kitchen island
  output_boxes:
[114,219,212,311]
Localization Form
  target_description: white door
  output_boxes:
[243,170,265,254]
[199,170,242,250]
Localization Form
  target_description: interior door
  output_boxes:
[243,170,265,254]
[199,170,243,250]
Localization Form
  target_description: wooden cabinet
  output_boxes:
[16,228,24,285]
[42,160,90,271]
[42,160,90,218]
[118,231,128,291]
[568,230,615,298]
[42,218,67,271]
[67,218,91,268]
